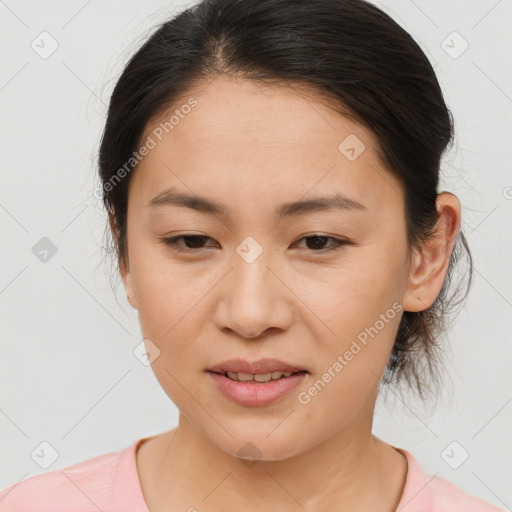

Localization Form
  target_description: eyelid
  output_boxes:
[293,234,350,253]
[160,233,351,254]
[162,234,218,252]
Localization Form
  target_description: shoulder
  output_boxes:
[396,447,506,512]
[0,442,131,512]
[428,474,505,511]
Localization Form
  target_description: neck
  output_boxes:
[141,412,408,511]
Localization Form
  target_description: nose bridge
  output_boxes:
[233,243,272,301]
[231,238,276,310]
[217,237,292,338]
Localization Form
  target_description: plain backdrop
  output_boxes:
[1,0,511,509]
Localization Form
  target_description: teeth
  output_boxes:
[225,371,295,382]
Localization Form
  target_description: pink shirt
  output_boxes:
[0,437,505,511]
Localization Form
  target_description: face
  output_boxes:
[120,75,430,460]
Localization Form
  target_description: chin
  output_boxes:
[207,427,307,463]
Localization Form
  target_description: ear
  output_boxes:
[120,258,139,310]
[109,212,139,310]
[402,192,461,312]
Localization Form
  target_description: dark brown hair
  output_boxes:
[98,0,473,401]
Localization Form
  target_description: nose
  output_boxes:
[214,257,293,340]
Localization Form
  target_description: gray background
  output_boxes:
[1,0,511,509]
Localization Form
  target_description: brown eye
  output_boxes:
[294,235,349,253]
[161,234,350,255]
[162,235,217,252]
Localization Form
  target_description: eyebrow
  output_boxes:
[147,188,368,219]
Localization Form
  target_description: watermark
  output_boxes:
[133,338,161,366]
[502,186,512,200]
[236,236,264,264]
[31,441,59,469]
[441,441,469,469]
[338,133,366,161]
[297,301,403,405]
[237,441,263,468]
[31,236,58,263]
[440,31,469,60]
[95,97,198,200]
[31,31,59,59]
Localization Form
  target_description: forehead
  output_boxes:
[143,75,375,153]
[131,76,404,217]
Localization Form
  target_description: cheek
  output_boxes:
[129,257,223,401]
[309,254,404,372]
[131,257,209,406]
[294,269,403,431]
[128,234,206,336]
[135,268,207,345]
[318,256,400,309]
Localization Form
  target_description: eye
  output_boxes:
[162,234,217,252]
[293,234,349,253]
[161,234,349,254]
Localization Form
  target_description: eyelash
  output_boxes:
[161,234,350,254]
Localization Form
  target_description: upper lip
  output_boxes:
[207,358,308,375]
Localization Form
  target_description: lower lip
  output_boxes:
[207,371,307,407]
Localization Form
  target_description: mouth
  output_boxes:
[208,369,308,383]
[207,357,309,377]
[206,369,309,407]
[206,358,309,406]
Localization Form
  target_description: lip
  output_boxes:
[207,371,307,407]
[207,358,307,375]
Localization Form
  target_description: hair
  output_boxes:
[97,0,473,402]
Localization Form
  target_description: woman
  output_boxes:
[0,0,504,510]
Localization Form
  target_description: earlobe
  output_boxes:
[402,192,461,313]
[109,212,139,310]
[402,243,440,312]
[120,260,139,310]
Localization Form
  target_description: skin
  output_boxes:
[118,75,461,512]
